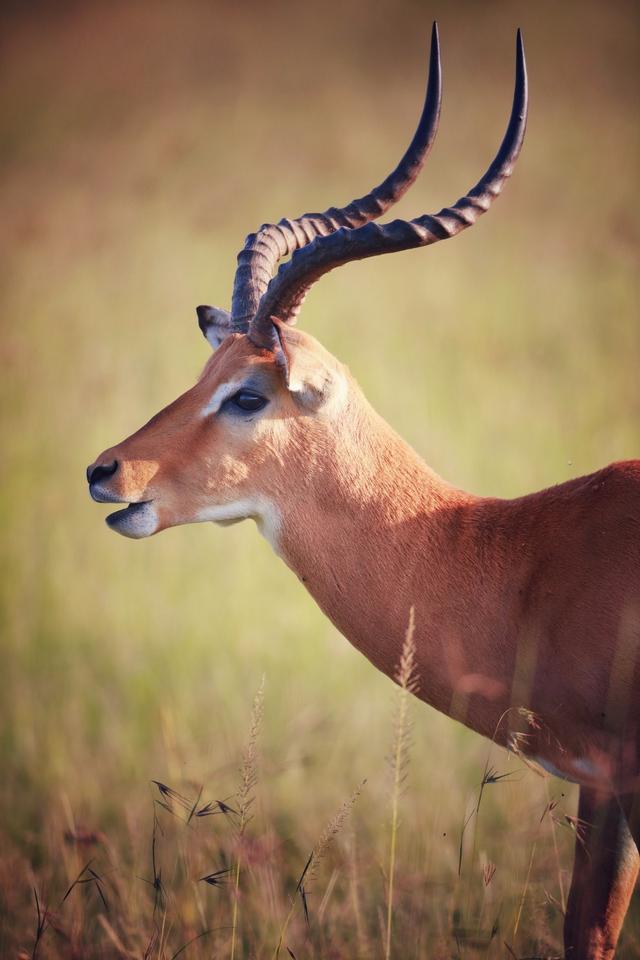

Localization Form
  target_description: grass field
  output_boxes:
[1,1,639,956]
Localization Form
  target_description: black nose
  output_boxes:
[87,460,118,485]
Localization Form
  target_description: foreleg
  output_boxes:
[564,785,638,959]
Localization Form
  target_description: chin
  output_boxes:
[105,501,159,539]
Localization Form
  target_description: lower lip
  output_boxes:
[106,501,157,539]
[106,501,147,523]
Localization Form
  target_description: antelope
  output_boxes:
[87,26,639,959]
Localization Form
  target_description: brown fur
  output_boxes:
[89,325,640,957]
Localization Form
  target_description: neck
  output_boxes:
[273,394,515,746]
[236,386,634,786]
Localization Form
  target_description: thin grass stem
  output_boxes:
[230,677,264,960]
[385,607,417,960]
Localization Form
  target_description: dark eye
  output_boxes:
[228,389,268,413]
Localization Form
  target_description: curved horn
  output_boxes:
[250,30,527,347]
[230,22,442,332]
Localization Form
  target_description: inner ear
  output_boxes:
[272,319,334,410]
[196,305,233,350]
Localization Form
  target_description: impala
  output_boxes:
[87,26,639,959]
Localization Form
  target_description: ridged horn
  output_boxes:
[249,29,527,347]
[231,22,442,333]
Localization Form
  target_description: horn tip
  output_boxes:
[515,28,528,88]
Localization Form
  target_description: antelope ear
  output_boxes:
[196,305,233,350]
[272,319,338,410]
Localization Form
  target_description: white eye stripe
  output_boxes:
[201,380,269,417]
[200,380,244,418]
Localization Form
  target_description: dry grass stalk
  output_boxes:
[307,784,363,885]
[385,606,418,960]
[482,862,497,887]
[274,782,364,959]
[230,677,265,960]
[543,781,567,914]
[347,828,368,956]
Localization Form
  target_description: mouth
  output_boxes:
[105,500,158,539]
[89,484,158,539]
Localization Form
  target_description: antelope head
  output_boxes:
[87,26,527,544]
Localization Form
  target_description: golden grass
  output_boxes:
[232,678,264,960]
[1,0,639,956]
[385,608,417,960]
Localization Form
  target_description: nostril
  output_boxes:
[88,460,118,485]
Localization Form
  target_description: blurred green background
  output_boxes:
[1,0,638,956]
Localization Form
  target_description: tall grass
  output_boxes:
[274,782,363,958]
[7,678,598,958]
[385,608,417,960]
[231,677,264,960]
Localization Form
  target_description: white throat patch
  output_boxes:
[196,497,282,553]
